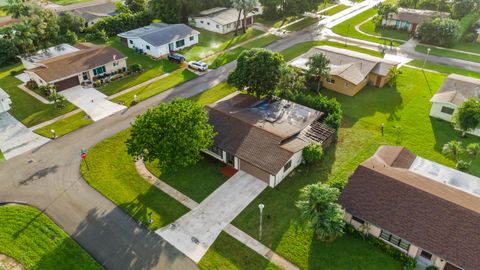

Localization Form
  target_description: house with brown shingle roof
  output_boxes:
[290,46,399,96]
[382,8,450,33]
[339,145,480,270]
[21,43,127,91]
[429,74,480,137]
[205,93,335,187]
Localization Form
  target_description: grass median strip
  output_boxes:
[0,205,102,270]
[34,112,93,138]
[321,4,350,16]
[407,60,480,79]
[359,17,410,41]
[416,44,480,64]
[285,17,319,32]
[111,69,198,106]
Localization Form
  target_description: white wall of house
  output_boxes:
[125,34,199,58]
[269,150,303,187]
[192,17,231,34]
[0,89,12,113]
[430,102,456,122]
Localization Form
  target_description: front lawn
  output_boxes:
[407,60,480,79]
[285,17,319,32]
[111,69,198,106]
[281,40,384,62]
[48,0,90,5]
[321,4,350,16]
[232,67,479,269]
[0,205,102,270]
[359,17,410,41]
[256,16,302,28]
[34,112,93,138]
[0,64,77,127]
[416,44,480,64]
[332,9,404,46]
[98,38,179,95]
[182,28,265,61]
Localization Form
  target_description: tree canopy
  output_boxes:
[454,97,480,135]
[418,17,460,47]
[296,183,345,241]
[377,2,398,22]
[306,53,331,92]
[228,48,285,98]
[126,98,216,172]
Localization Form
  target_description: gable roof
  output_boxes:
[207,93,332,174]
[339,146,480,270]
[391,8,450,24]
[71,2,118,21]
[118,23,199,47]
[290,46,399,85]
[430,74,480,106]
[194,7,255,25]
[28,43,126,82]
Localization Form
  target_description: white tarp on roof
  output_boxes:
[409,156,480,197]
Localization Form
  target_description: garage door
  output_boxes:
[239,159,270,183]
[54,76,80,91]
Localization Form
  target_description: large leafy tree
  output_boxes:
[126,0,146,13]
[58,11,86,34]
[296,183,345,241]
[232,0,257,35]
[0,39,19,66]
[149,0,230,23]
[377,2,398,22]
[126,98,216,172]
[418,17,460,47]
[454,97,480,136]
[228,48,285,98]
[306,53,331,92]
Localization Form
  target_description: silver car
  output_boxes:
[188,61,208,71]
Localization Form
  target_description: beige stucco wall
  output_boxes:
[322,75,368,96]
[367,73,391,88]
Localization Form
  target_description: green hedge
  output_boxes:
[458,12,480,38]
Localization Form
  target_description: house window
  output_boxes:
[176,39,185,48]
[129,40,133,44]
[209,145,223,157]
[283,160,292,172]
[207,22,210,25]
[379,230,410,251]
[146,45,150,50]
[82,72,88,80]
[93,66,106,76]
[189,36,194,41]
[351,216,365,224]
[216,24,220,29]
[327,78,335,84]
[420,250,432,260]
[441,106,455,115]
[200,20,203,24]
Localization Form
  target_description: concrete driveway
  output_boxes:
[0,112,49,160]
[157,171,268,263]
[62,86,126,121]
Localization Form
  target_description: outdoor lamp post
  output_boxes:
[258,203,265,240]
[422,48,431,70]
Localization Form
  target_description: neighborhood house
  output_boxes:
[190,7,255,34]
[68,2,118,27]
[340,146,480,270]
[21,43,127,91]
[0,88,11,113]
[290,46,399,96]
[205,93,335,187]
[382,8,450,33]
[430,74,480,136]
[118,23,199,58]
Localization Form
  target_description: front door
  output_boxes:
[168,43,174,52]
[226,153,235,166]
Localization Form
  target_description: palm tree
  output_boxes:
[241,0,257,33]
[232,0,244,36]
[296,183,345,241]
[306,53,331,92]
[442,141,463,163]
[387,66,401,87]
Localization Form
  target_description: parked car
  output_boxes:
[167,53,185,63]
[188,61,208,71]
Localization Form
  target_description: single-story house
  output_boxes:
[205,93,335,187]
[0,88,12,113]
[21,43,127,91]
[58,2,118,27]
[429,74,480,136]
[340,145,480,270]
[118,23,199,58]
[189,7,256,34]
[290,46,399,96]
[382,8,450,33]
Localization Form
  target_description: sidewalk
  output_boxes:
[135,160,300,270]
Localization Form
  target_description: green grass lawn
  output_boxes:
[256,16,302,28]
[34,112,93,138]
[332,8,404,47]
[199,232,281,270]
[407,60,480,79]
[98,38,180,96]
[416,44,480,64]
[207,34,279,69]
[182,28,265,61]
[111,69,198,106]
[359,17,411,41]
[48,0,90,5]
[281,40,384,62]
[0,64,77,127]
[190,82,237,106]
[232,67,479,269]
[0,205,102,270]
[321,4,350,16]
[285,17,319,32]
[451,42,480,54]
[318,2,336,11]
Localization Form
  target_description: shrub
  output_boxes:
[328,179,346,191]
[93,10,152,36]
[456,160,471,171]
[85,29,108,42]
[458,12,480,38]
[129,63,143,73]
[0,39,19,67]
[418,18,460,47]
[303,143,323,163]
[26,80,38,90]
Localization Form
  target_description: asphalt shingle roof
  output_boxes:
[430,74,480,105]
[118,23,199,47]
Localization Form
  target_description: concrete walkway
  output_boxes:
[135,160,300,270]
[0,112,49,160]
[157,171,267,263]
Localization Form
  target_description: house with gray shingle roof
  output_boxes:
[430,74,480,136]
[382,8,450,33]
[290,46,399,96]
[189,7,256,34]
[118,23,200,58]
